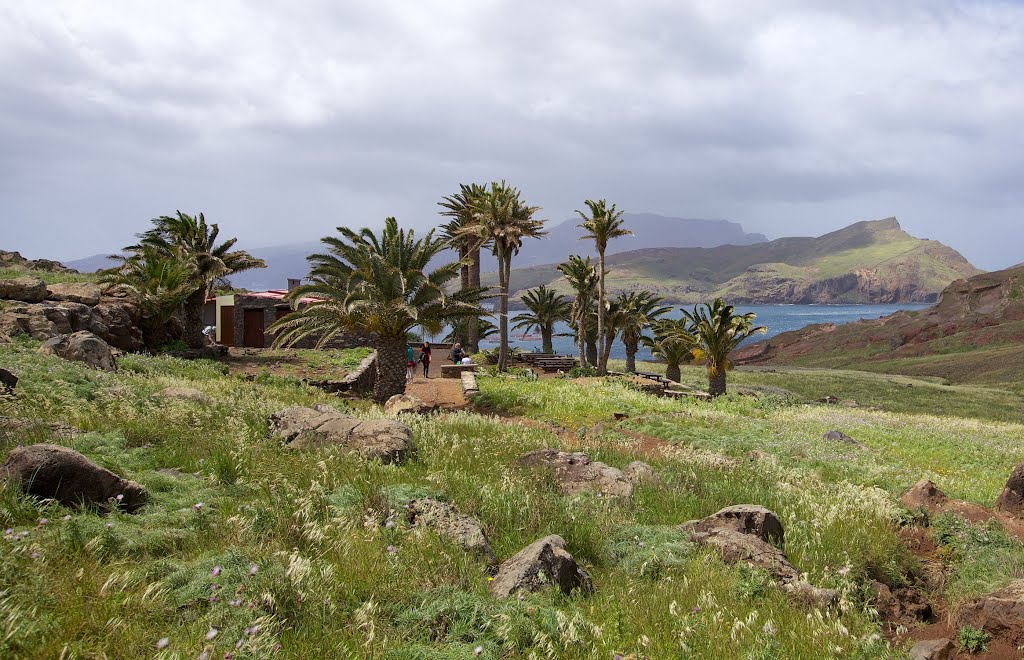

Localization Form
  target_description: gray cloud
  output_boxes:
[1,0,1022,269]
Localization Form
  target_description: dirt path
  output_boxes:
[405,375,467,410]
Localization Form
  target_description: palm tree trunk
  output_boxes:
[576,310,585,363]
[497,249,510,372]
[625,341,637,374]
[467,247,482,353]
[183,289,207,350]
[709,370,727,397]
[601,327,614,370]
[586,335,597,368]
[541,325,553,355]
[596,251,607,375]
[457,246,469,346]
[666,361,681,383]
[373,338,408,403]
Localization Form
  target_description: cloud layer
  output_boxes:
[2,1,1022,268]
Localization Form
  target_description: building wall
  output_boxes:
[214,294,235,343]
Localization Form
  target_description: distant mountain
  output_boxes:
[68,213,766,291]
[734,263,1024,386]
[487,218,982,305]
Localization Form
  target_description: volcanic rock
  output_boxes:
[623,460,658,485]
[0,368,16,394]
[268,405,414,464]
[38,331,117,371]
[907,639,953,660]
[955,579,1024,649]
[489,534,592,598]
[995,461,1024,517]
[47,283,102,306]
[384,394,432,415]
[516,448,633,497]
[901,479,948,513]
[0,276,48,303]
[406,498,496,566]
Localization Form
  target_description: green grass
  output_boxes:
[0,267,100,285]
[5,339,1024,657]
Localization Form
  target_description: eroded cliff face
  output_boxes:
[723,267,939,305]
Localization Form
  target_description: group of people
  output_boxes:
[405,342,473,381]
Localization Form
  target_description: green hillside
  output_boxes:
[486,218,981,305]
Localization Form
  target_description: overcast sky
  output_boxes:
[1,1,1022,269]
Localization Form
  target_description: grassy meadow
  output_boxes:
[3,338,1024,658]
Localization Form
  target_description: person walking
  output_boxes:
[406,344,415,382]
[419,341,432,378]
[450,342,464,364]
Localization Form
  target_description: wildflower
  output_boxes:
[385,545,396,554]
[206,628,219,640]
[210,584,220,591]
[272,643,281,652]
[193,502,204,511]
[762,621,778,636]
[198,647,211,660]
[229,599,242,607]
[156,637,170,649]
[247,564,259,576]
[245,625,259,636]
[106,522,114,529]
[38,518,49,526]
[211,565,222,577]
[31,552,39,559]
[4,528,12,535]
[474,645,483,656]
[692,606,700,614]
[638,541,646,548]
[209,595,218,603]
[116,493,124,502]
[224,654,233,660]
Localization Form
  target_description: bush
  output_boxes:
[957,625,990,654]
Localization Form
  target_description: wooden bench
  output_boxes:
[440,363,480,379]
[534,357,579,373]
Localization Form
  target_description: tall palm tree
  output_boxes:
[576,199,632,375]
[443,316,498,345]
[99,245,195,349]
[643,318,697,383]
[681,298,766,396]
[557,255,599,364]
[455,181,546,372]
[511,285,572,354]
[613,290,671,373]
[111,211,265,349]
[439,183,489,352]
[269,217,480,402]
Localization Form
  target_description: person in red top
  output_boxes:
[419,341,432,378]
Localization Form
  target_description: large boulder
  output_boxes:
[38,331,117,371]
[47,282,102,306]
[516,449,633,497]
[88,300,144,351]
[1,443,147,512]
[907,639,953,660]
[680,505,836,607]
[489,535,592,599]
[901,479,948,513]
[955,579,1024,648]
[406,498,496,566]
[0,276,48,303]
[384,394,432,416]
[0,368,16,394]
[996,462,1024,517]
[622,460,658,485]
[268,405,414,464]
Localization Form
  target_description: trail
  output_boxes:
[404,374,467,410]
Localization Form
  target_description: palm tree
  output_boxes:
[643,318,697,383]
[455,181,546,372]
[576,199,632,375]
[268,217,480,402]
[100,246,195,349]
[613,290,671,373]
[110,211,265,348]
[443,316,498,345]
[439,183,489,352]
[557,255,599,365]
[511,285,572,354]
[681,298,766,396]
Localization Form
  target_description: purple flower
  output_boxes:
[247,564,259,576]
[38,518,48,526]
[224,654,233,660]
[156,637,169,649]
[192,502,204,511]
[691,606,700,614]
[210,565,221,577]
[385,545,397,554]
[272,643,281,652]
[31,552,39,559]
[229,598,242,607]
[209,595,218,603]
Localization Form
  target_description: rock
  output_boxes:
[956,579,1024,649]
[516,448,633,497]
[489,535,592,598]
[822,429,866,449]
[268,405,414,464]
[869,580,933,628]
[38,331,117,371]
[406,498,496,566]
[47,282,102,306]
[908,639,953,660]
[995,461,1024,517]
[613,412,629,421]
[0,276,48,303]
[681,505,836,607]
[157,386,211,404]
[817,395,838,404]
[384,393,432,415]
[0,367,16,394]
[0,443,147,512]
[901,479,947,513]
[622,461,658,485]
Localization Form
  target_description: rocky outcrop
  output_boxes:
[680,505,837,607]
[907,639,953,660]
[38,331,117,371]
[405,498,496,566]
[901,479,948,513]
[384,394,432,415]
[516,449,633,497]
[623,461,658,485]
[1,443,147,512]
[0,276,48,303]
[489,535,592,599]
[0,251,77,273]
[47,282,102,306]
[268,405,414,464]
[0,368,16,394]
[995,461,1024,517]
[955,579,1024,649]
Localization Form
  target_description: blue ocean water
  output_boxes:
[472,303,931,361]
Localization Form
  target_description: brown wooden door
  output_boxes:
[275,308,290,321]
[219,306,234,346]
[243,309,265,348]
